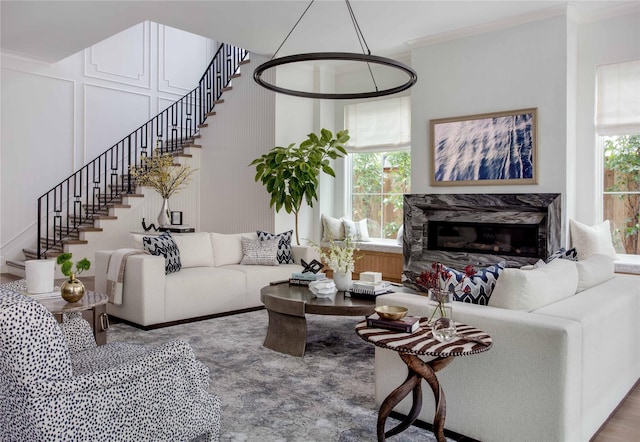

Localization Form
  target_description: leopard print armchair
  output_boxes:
[0,288,221,441]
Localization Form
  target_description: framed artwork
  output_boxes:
[170,211,183,225]
[430,108,537,186]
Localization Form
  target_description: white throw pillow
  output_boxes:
[569,219,617,260]
[321,214,345,241]
[489,259,579,311]
[575,254,615,292]
[343,218,370,241]
[173,232,214,268]
[210,232,258,266]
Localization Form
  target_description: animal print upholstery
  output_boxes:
[0,287,221,441]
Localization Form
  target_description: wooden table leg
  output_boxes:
[92,304,108,346]
[377,371,423,441]
[263,309,307,357]
[400,354,454,442]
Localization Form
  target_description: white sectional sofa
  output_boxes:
[95,232,316,328]
[374,257,640,442]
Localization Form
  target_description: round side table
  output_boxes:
[356,318,492,442]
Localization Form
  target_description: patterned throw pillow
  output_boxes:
[442,262,505,305]
[143,231,181,274]
[546,247,578,263]
[256,230,294,264]
[240,237,279,266]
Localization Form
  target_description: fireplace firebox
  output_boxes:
[427,221,539,258]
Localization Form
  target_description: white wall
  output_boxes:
[575,10,640,224]
[198,53,276,234]
[0,21,215,269]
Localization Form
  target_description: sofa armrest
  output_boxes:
[291,245,320,266]
[374,292,582,442]
[95,250,166,327]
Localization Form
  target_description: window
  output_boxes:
[351,151,410,239]
[596,60,640,255]
[345,97,411,240]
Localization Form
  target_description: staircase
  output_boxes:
[6,43,249,276]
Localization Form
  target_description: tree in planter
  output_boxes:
[250,129,349,245]
[604,135,640,254]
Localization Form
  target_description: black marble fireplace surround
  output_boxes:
[403,193,561,283]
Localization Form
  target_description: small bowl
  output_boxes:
[375,305,408,321]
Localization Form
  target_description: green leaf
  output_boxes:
[61,261,72,277]
[56,253,72,265]
[322,165,336,177]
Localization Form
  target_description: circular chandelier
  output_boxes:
[253,0,417,100]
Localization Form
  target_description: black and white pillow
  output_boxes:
[442,262,505,305]
[241,237,280,266]
[257,230,294,264]
[546,247,578,263]
[143,231,181,274]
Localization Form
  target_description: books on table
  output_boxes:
[350,280,392,295]
[289,272,326,286]
[366,313,420,333]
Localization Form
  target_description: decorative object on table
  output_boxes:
[359,271,382,283]
[301,258,324,274]
[430,108,537,186]
[289,271,326,286]
[56,253,91,303]
[374,305,408,321]
[141,217,157,232]
[170,211,183,225]
[308,279,337,298]
[158,226,196,233]
[129,148,196,227]
[24,259,55,294]
[250,129,349,245]
[367,312,419,333]
[416,262,475,325]
[309,236,360,292]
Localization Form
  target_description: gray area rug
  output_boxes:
[108,309,448,442]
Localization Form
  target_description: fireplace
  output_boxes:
[403,194,561,282]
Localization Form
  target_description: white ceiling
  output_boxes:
[1,1,638,63]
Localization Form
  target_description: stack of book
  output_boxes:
[366,313,420,333]
[289,272,327,286]
[348,280,393,296]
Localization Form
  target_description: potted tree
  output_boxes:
[250,129,349,245]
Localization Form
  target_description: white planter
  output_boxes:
[333,271,353,291]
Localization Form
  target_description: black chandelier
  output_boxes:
[253,0,417,100]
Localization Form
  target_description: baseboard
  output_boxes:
[108,306,266,330]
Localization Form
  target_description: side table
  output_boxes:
[356,318,492,442]
[38,291,109,345]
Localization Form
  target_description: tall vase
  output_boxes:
[333,271,352,291]
[158,198,171,227]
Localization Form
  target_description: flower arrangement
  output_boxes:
[129,149,196,199]
[416,262,475,323]
[309,237,360,275]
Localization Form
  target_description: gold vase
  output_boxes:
[60,273,85,303]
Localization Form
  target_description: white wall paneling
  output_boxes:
[158,24,216,95]
[83,84,151,162]
[199,54,276,235]
[84,22,150,89]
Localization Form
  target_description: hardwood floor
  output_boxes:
[1,272,638,440]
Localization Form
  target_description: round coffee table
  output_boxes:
[260,283,377,357]
[356,318,492,442]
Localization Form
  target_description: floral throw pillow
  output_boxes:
[143,231,181,274]
[256,230,294,264]
[442,262,505,305]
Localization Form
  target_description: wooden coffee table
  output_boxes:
[260,282,377,357]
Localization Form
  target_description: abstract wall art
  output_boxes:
[430,108,537,186]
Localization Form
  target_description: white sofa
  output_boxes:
[95,232,316,328]
[374,258,640,442]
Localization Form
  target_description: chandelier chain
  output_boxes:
[271,0,315,60]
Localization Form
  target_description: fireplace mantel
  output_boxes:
[402,194,561,282]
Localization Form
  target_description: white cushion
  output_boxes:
[343,218,370,241]
[575,254,615,292]
[210,232,257,266]
[322,214,345,241]
[489,259,579,311]
[569,219,617,260]
[172,232,214,268]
